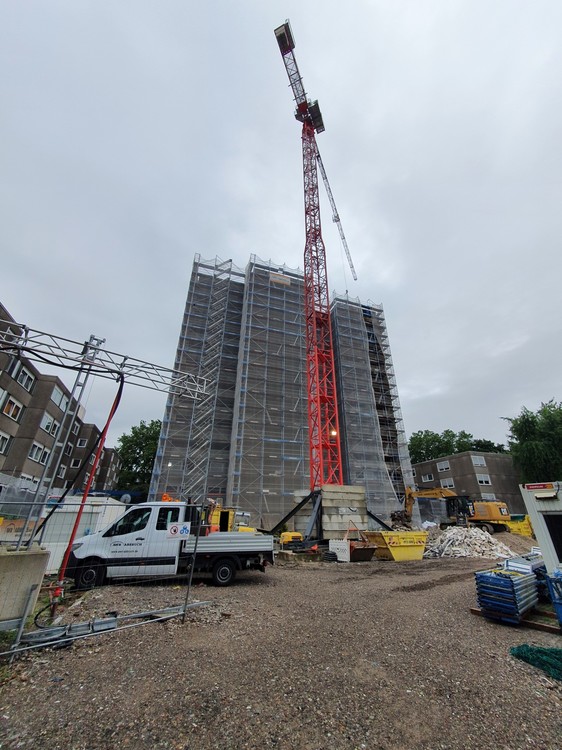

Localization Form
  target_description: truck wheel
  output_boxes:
[75,558,106,589]
[481,524,494,535]
[212,559,236,587]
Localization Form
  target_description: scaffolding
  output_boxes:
[227,256,308,527]
[365,302,414,497]
[331,295,413,520]
[150,256,412,527]
[149,256,245,503]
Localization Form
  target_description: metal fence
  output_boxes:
[0,495,209,657]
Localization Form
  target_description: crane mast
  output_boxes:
[275,21,343,489]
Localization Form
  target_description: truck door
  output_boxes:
[103,505,180,578]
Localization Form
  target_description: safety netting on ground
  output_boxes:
[510,644,562,682]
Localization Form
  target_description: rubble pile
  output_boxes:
[423,526,514,559]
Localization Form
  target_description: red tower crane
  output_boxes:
[275,21,346,490]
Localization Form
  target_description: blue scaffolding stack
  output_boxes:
[474,568,539,625]
[545,572,562,628]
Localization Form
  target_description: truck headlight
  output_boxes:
[71,542,83,552]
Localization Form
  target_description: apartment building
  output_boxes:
[96,448,121,492]
[412,451,525,514]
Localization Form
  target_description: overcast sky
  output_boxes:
[2,1,561,450]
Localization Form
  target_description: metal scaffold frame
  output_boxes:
[149,256,245,504]
[365,303,414,495]
[227,257,308,526]
[330,295,413,516]
[150,255,310,527]
[0,318,208,534]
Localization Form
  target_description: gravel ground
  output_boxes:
[1,533,561,750]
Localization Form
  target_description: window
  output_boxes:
[29,442,50,465]
[20,473,38,485]
[437,460,450,472]
[0,430,11,455]
[71,459,81,468]
[40,412,60,437]
[3,396,23,422]
[481,492,496,500]
[64,443,74,456]
[72,422,80,435]
[51,385,69,411]
[78,438,88,448]
[471,455,486,467]
[440,477,455,489]
[105,507,151,537]
[16,366,35,392]
[476,474,492,486]
[421,473,434,483]
[156,506,180,530]
[57,465,67,479]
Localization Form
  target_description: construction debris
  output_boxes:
[423,526,514,559]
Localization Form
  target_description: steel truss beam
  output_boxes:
[0,320,207,399]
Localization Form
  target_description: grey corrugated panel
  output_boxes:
[181,533,274,554]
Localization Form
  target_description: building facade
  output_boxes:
[95,448,121,493]
[149,255,413,527]
[412,451,525,514]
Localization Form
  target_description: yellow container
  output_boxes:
[364,530,428,561]
[504,515,534,538]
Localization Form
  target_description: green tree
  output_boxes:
[116,419,162,499]
[439,429,458,456]
[505,400,562,482]
[408,430,447,463]
[471,438,506,453]
[455,430,474,454]
[408,429,507,464]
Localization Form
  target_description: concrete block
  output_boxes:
[0,546,50,627]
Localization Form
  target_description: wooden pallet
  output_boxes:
[471,604,561,634]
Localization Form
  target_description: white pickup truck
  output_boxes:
[66,502,274,589]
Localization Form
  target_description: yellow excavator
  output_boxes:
[394,487,512,534]
[161,495,255,533]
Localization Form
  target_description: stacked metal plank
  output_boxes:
[503,553,545,574]
[474,568,539,624]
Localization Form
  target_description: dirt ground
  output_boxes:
[1,533,561,750]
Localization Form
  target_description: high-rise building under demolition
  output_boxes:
[149,255,413,526]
